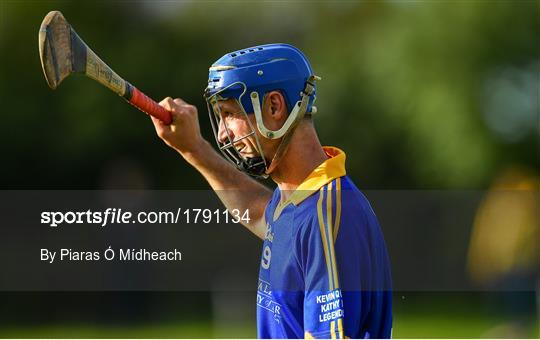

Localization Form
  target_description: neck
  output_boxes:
[270,120,328,202]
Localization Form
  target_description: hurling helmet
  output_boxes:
[204,43,320,178]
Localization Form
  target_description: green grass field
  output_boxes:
[1,313,537,338]
[1,292,537,338]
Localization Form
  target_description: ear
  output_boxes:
[264,91,287,121]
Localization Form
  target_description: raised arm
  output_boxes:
[151,97,271,240]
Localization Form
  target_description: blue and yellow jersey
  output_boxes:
[256,147,392,339]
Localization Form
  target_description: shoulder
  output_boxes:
[296,176,374,218]
[291,180,340,242]
[339,176,378,220]
[294,176,379,240]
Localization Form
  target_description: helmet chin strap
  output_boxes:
[263,122,298,175]
[249,75,320,175]
[239,155,268,178]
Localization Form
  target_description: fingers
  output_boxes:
[159,97,176,113]
[150,114,164,129]
[151,114,168,140]
[156,97,182,125]
[173,97,188,106]
[158,97,195,115]
[153,97,190,139]
[152,96,203,153]
[160,97,188,111]
[152,97,174,137]
[155,96,198,125]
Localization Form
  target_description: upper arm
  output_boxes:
[246,216,267,240]
[193,141,273,240]
[241,190,272,240]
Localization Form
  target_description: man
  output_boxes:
[151,43,392,339]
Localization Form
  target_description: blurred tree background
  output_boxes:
[0,0,538,338]
[0,0,537,189]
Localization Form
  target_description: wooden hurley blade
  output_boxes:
[38,10,126,96]
[38,10,171,124]
[38,11,74,89]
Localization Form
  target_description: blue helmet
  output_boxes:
[204,43,320,178]
[205,43,317,114]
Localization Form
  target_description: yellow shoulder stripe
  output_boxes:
[316,181,342,292]
[333,177,342,242]
[326,181,340,289]
[317,187,334,290]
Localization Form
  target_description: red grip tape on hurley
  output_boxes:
[129,87,172,125]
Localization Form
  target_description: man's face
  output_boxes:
[215,98,276,160]
[213,90,291,175]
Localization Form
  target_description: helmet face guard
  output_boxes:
[205,82,269,178]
